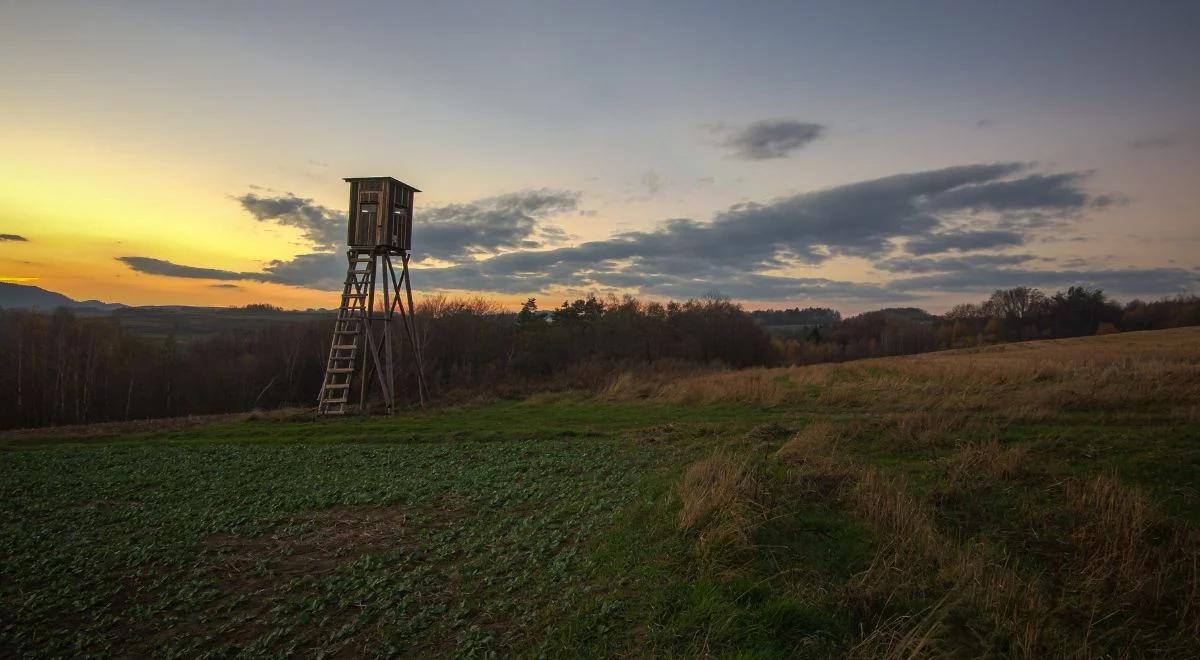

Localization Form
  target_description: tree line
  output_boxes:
[0,295,771,429]
[773,287,1200,365]
[1,287,1197,429]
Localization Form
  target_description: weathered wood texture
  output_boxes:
[344,177,419,250]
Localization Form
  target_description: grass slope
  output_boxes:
[2,328,1198,657]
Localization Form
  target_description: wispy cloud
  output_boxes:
[708,118,826,160]
[0,234,28,242]
[1128,133,1179,151]
[116,257,250,281]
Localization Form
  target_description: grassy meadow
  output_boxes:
[2,327,1199,657]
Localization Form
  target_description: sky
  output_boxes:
[1,0,1198,313]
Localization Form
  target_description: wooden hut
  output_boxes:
[343,176,420,251]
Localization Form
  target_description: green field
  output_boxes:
[3,329,1199,657]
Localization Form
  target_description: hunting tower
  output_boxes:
[317,176,428,415]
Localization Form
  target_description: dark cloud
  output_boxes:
[876,253,1038,273]
[260,252,347,289]
[120,164,1147,303]
[926,173,1091,213]
[235,192,344,250]
[413,162,1102,300]
[630,272,915,303]
[905,230,1027,255]
[117,189,580,291]
[415,164,1123,301]
[890,266,1200,298]
[237,188,577,264]
[209,283,241,289]
[712,119,826,160]
[428,163,1036,287]
[416,260,912,303]
[116,257,249,281]
[0,234,28,241]
[117,253,348,290]
[417,189,578,262]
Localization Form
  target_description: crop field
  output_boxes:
[2,328,1199,657]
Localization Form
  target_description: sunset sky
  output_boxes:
[1,1,1198,312]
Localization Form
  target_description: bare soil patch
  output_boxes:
[206,499,466,587]
[191,499,468,654]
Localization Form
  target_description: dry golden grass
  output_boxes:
[776,421,851,462]
[781,422,1053,656]
[848,469,941,562]
[847,598,949,660]
[776,422,860,497]
[1067,475,1200,639]
[624,328,1200,419]
[776,421,1200,654]
[883,410,988,449]
[943,439,1030,482]
[663,329,1200,655]
[677,452,767,549]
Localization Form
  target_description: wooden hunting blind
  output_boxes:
[345,176,419,250]
[317,176,428,416]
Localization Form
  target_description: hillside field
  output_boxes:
[2,328,1199,657]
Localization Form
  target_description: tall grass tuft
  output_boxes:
[677,452,767,550]
[1067,475,1200,640]
[778,422,1051,656]
[944,439,1029,482]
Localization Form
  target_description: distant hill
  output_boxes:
[0,283,125,311]
[107,305,330,341]
[856,307,938,324]
[751,307,842,327]
[0,283,335,340]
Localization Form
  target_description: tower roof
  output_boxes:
[342,176,421,192]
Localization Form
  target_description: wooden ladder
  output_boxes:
[317,253,375,414]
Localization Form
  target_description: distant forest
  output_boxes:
[1,288,1198,429]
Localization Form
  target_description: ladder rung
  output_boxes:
[320,257,381,416]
